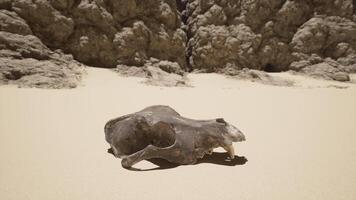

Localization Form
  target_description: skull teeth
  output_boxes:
[223,145,235,159]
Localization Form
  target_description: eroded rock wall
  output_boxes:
[186,0,356,75]
[1,0,356,87]
[2,0,187,68]
[0,31,83,88]
[0,0,187,87]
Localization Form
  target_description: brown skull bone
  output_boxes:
[104,105,246,168]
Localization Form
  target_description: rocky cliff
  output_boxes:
[1,0,356,87]
[186,0,356,82]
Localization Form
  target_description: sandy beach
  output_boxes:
[1,68,356,200]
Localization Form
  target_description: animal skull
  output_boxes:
[105,105,246,168]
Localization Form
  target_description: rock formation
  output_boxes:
[0,30,83,88]
[185,0,356,79]
[1,0,355,87]
[117,58,188,87]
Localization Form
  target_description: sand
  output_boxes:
[1,68,356,200]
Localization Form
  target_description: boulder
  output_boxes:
[0,32,84,88]
[0,10,32,35]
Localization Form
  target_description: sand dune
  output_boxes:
[1,68,356,200]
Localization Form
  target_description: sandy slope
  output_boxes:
[1,68,356,200]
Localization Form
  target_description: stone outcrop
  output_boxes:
[0,31,83,88]
[0,0,187,87]
[186,0,356,78]
[6,0,187,68]
[117,58,187,87]
[1,0,356,88]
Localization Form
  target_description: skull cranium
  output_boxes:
[104,105,246,168]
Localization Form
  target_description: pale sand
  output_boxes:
[1,68,356,200]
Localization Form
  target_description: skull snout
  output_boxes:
[227,124,246,142]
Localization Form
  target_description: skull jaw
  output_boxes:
[121,157,131,168]
[119,133,243,168]
[119,142,198,168]
[121,144,239,168]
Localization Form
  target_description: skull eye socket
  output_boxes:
[216,118,227,125]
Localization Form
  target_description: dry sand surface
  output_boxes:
[1,68,356,200]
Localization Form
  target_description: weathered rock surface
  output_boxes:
[10,0,186,69]
[300,62,351,82]
[117,59,188,87]
[186,0,356,80]
[0,9,32,35]
[220,67,294,86]
[0,0,356,88]
[0,31,84,88]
